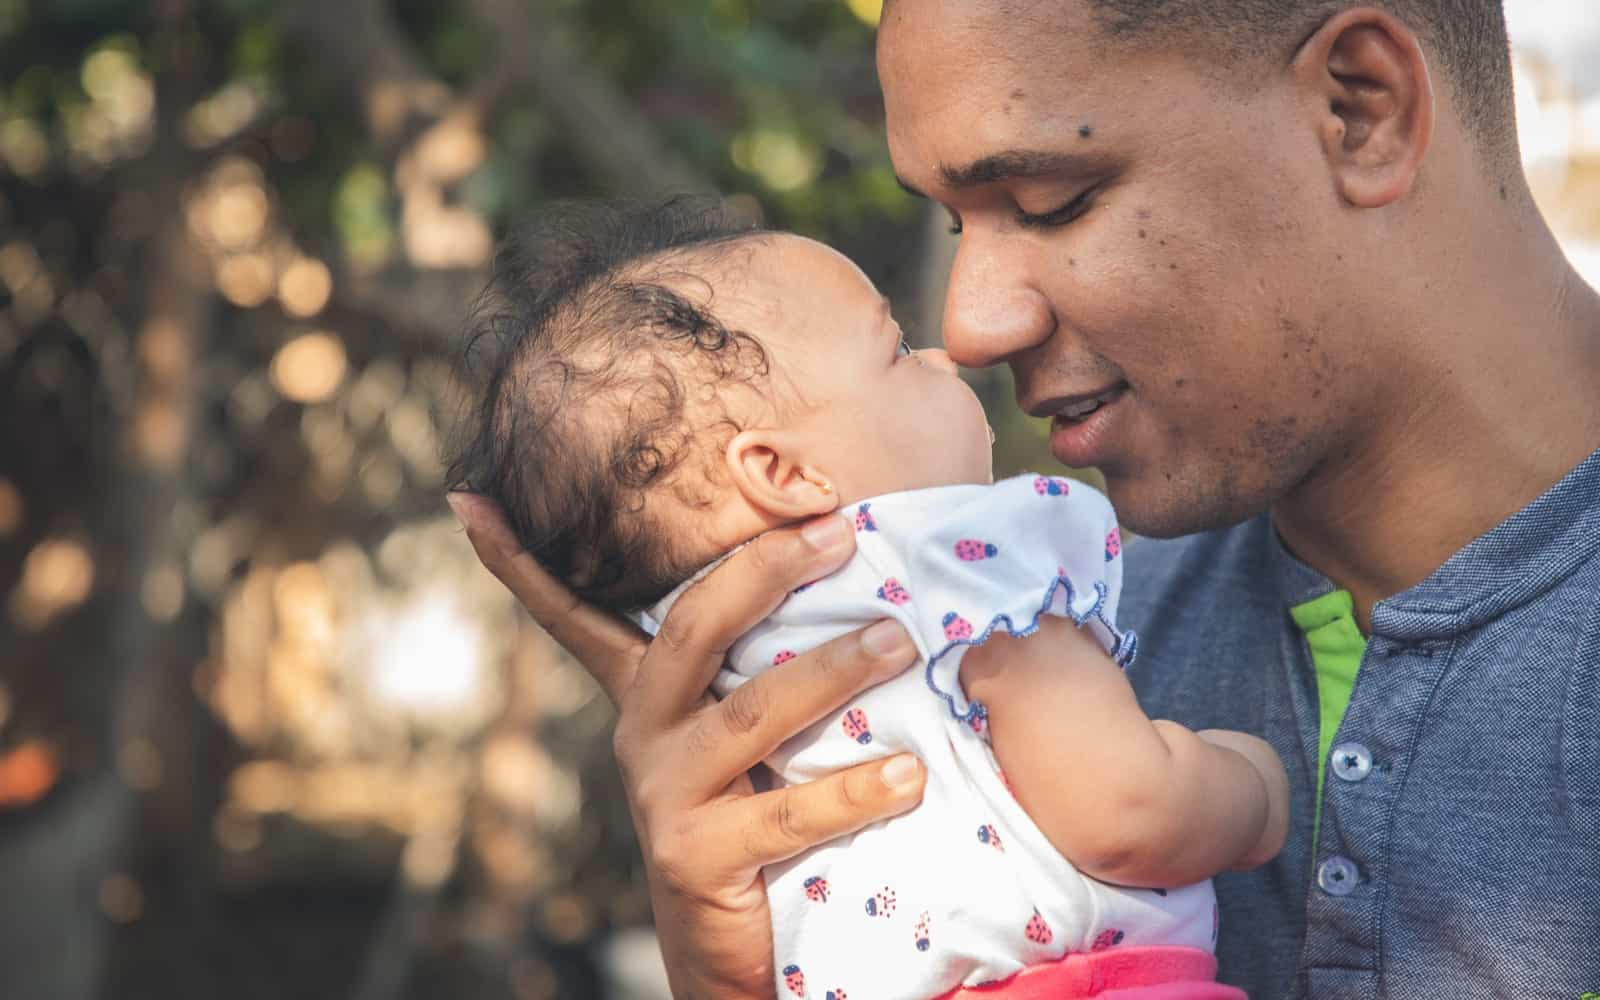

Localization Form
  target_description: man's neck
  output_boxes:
[1272,255,1600,635]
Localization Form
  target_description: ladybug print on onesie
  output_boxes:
[1033,475,1071,497]
[841,708,873,745]
[772,650,796,666]
[854,503,878,532]
[1092,929,1125,951]
[803,876,829,903]
[1105,525,1122,561]
[913,911,933,952]
[1024,909,1053,945]
[825,991,848,1000]
[864,886,897,917]
[942,612,974,641]
[954,539,999,561]
[977,824,1005,852]
[782,964,806,996]
[876,577,910,605]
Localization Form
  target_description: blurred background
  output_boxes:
[0,1,1595,998]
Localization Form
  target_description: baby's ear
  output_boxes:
[725,429,838,520]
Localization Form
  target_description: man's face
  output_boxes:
[879,0,1378,537]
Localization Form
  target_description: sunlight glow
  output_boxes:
[270,331,347,404]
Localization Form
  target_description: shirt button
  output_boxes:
[1317,856,1359,896]
[1330,742,1373,782]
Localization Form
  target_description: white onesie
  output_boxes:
[648,474,1217,1000]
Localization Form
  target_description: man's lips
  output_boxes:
[1025,382,1128,421]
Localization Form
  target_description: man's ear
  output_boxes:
[725,429,838,520]
[1294,7,1434,207]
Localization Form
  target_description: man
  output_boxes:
[450,0,1600,996]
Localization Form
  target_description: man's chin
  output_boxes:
[1100,473,1264,540]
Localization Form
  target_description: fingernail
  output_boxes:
[801,514,849,550]
[881,754,922,790]
[862,619,911,658]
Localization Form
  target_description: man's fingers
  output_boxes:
[727,755,927,870]
[634,514,856,717]
[448,491,646,701]
[675,620,916,801]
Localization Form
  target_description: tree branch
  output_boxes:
[283,0,451,148]
[467,0,710,198]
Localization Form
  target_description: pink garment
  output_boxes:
[933,946,1248,1000]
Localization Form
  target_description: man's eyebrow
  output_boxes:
[897,150,1089,198]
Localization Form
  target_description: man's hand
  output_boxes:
[447,492,926,999]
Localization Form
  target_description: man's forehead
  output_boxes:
[878,0,1109,124]
[879,0,1096,57]
[880,28,1111,191]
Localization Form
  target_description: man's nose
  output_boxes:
[941,240,1054,369]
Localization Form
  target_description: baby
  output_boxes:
[448,198,1287,1000]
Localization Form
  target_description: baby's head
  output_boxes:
[448,197,993,612]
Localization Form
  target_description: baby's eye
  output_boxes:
[897,337,913,357]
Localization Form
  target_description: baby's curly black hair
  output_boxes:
[445,196,774,612]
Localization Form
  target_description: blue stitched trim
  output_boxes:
[924,575,1139,725]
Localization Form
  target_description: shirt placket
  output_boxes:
[1298,631,1458,1000]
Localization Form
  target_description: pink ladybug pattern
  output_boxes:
[876,577,910,605]
[750,476,1163,983]
[977,824,1004,852]
[803,876,830,903]
[942,612,974,641]
[854,503,878,532]
[1024,909,1053,945]
[841,708,873,745]
[825,991,848,1000]
[954,539,999,561]
[864,886,897,917]
[1092,928,1125,951]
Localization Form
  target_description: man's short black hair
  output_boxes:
[883,0,1515,166]
[446,196,771,613]
[1089,0,1513,160]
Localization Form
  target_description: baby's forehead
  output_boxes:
[676,233,881,322]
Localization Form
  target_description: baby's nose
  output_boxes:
[916,348,960,375]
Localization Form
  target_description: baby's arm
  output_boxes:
[961,615,1289,888]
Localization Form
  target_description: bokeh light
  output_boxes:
[277,256,332,318]
[11,537,95,630]
[270,331,347,404]
[98,874,144,924]
[0,477,22,537]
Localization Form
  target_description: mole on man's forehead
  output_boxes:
[1079,125,1093,138]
